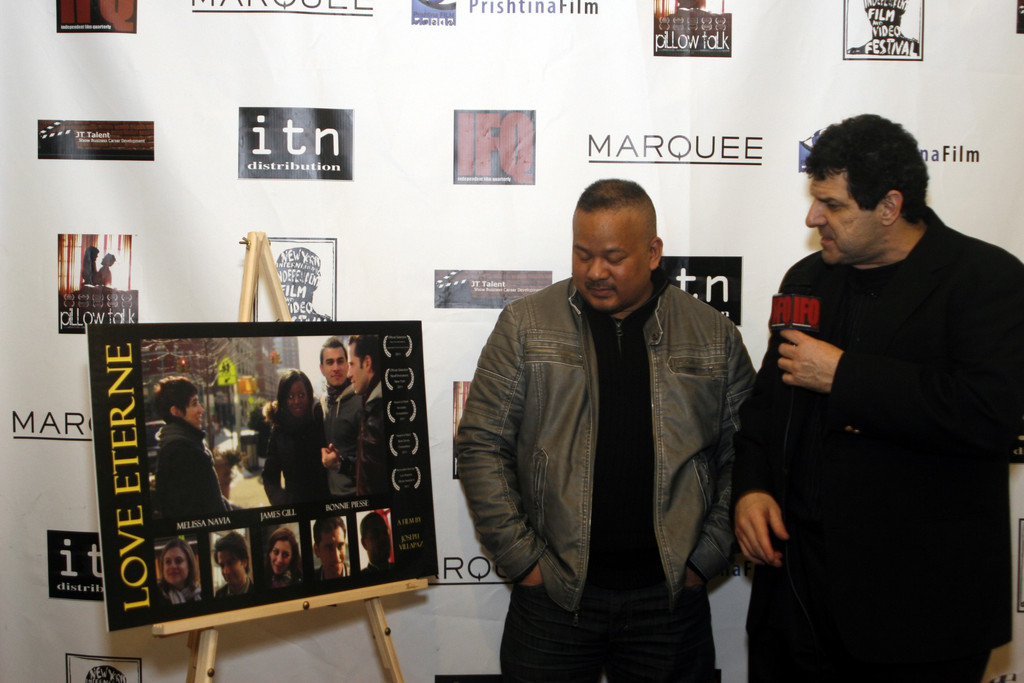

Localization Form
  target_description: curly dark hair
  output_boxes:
[805,114,928,223]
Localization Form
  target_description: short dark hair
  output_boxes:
[348,335,379,376]
[320,336,347,364]
[313,516,346,545]
[154,376,198,422]
[575,179,657,235]
[360,511,390,539]
[213,531,249,565]
[805,114,928,223]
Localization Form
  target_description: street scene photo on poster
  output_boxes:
[57,234,138,334]
[87,321,436,630]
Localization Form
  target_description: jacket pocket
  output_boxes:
[523,335,583,368]
[668,354,721,378]
[529,447,549,531]
[690,454,712,512]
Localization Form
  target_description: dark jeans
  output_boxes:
[500,581,715,683]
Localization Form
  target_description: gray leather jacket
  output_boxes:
[457,278,754,611]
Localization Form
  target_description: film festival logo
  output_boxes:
[66,654,141,683]
[844,0,923,60]
[276,247,332,321]
[57,0,137,33]
[454,110,536,185]
[654,0,732,58]
[192,0,373,17]
[413,0,455,25]
[239,107,354,180]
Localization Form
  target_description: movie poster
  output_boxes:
[452,381,470,479]
[654,1,732,58]
[87,321,436,630]
[58,234,138,334]
[256,237,337,322]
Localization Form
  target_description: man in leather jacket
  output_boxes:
[457,179,754,682]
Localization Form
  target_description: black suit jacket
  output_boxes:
[733,210,1024,662]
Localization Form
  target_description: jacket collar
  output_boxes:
[813,207,957,353]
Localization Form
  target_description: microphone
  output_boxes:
[769,289,821,334]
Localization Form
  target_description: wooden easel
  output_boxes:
[153,232,428,682]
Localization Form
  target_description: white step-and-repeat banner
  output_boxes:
[4,1,1024,681]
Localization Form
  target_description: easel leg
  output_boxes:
[365,597,404,683]
[186,628,219,683]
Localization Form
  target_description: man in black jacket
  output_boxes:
[733,114,1024,681]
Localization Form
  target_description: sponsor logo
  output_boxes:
[239,107,354,180]
[844,0,923,61]
[191,0,373,17]
[48,531,103,600]
[466,0,598,16]
[654,1,732,58]
[589,132,762,166]
[798,129,823,173]
[66,654,140,683]
[39,121,154,161]
[57,0,137,33]
[413,0,456,25]
[12,410,92,441]
[454,111,536,185]
[435,269,552,308]
[661,256,742,324]
[800,128,980,171]
[433,553,510,584]
[919,144,980,163]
